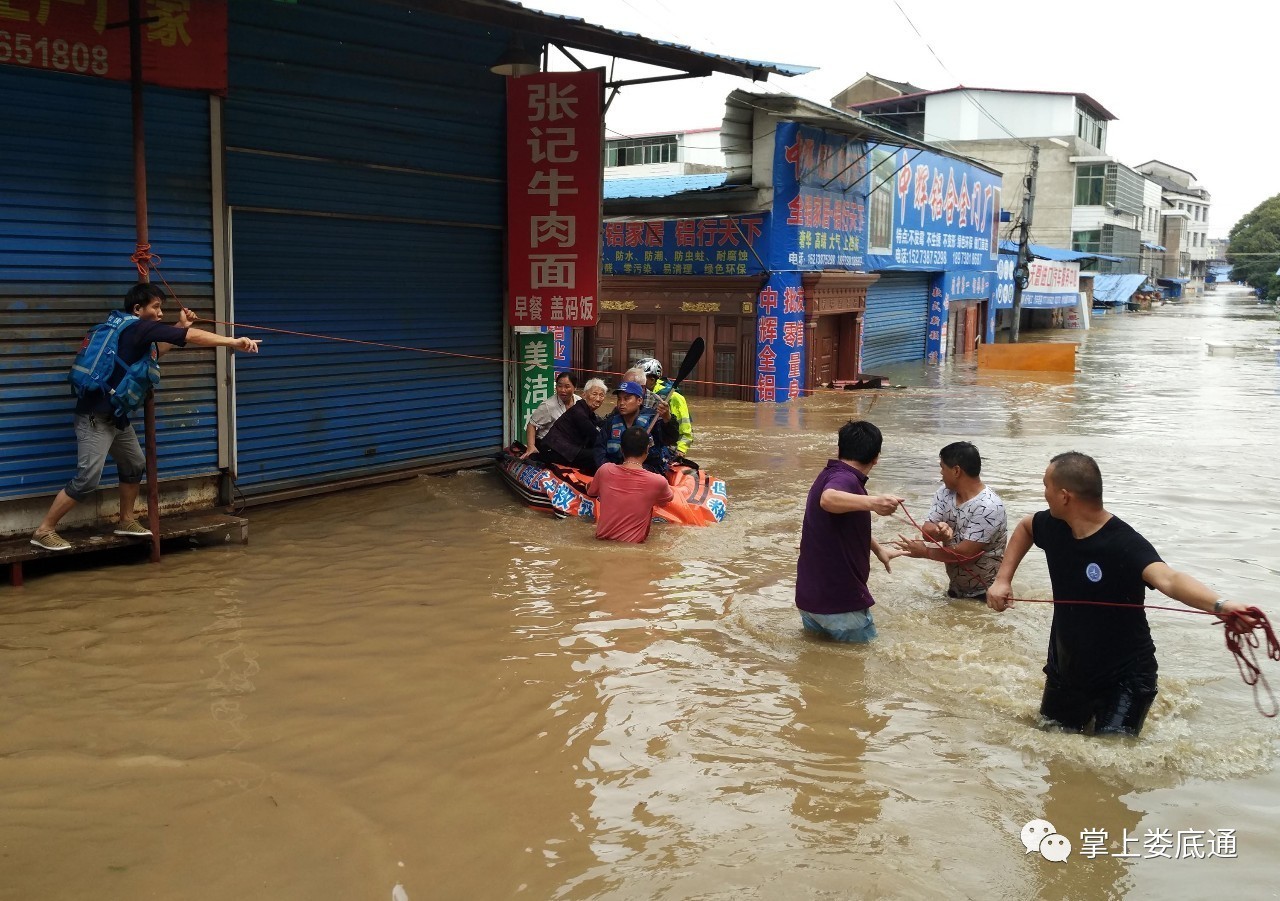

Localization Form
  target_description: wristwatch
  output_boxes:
[1213,598,1227,614]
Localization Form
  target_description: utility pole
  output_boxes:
[1010,143,1039,343]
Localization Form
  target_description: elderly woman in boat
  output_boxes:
[537,377,609,473]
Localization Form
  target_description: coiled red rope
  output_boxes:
[1223,607,1280,718]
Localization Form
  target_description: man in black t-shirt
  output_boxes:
[30,283,260,552]
[987,451,1255,737]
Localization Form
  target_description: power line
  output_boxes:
[888,0,1033,149]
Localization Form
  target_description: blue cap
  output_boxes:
[614,380,645,398]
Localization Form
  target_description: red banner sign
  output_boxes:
[506,70,603,328]
[0,0,227,94]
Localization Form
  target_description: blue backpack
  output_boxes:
[68,311,160,416]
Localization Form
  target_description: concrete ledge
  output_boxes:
[978,343,1077,372]
[1,511,248,587]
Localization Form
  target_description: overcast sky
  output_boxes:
[527,0,1277,239]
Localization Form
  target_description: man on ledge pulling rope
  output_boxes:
[31,283,261,552]
[987,451,1257,737]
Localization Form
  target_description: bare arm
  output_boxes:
[1142,562,1257,624]
[184,328,260,353]
[987,514,1035,611]
[820,489,903,516]
[893,536,985,562]
[522,421,538,457]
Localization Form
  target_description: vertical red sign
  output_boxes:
[0,0,227,93]
[506,69,604,328]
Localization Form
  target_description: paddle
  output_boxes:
[647,337,704,435]
[662,337,705,398]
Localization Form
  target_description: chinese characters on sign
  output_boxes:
[994,256,1080,309]
[771,122,868,271]
[874,145,1000,271]
[541,325,570,372]
[507,70,603,328]
[601,215,767,276]
[755,273,806,403]
[516,332,554,433]
[0,0,227,92]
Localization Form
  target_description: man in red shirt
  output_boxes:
[586,426,674,543]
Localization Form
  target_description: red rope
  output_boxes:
[895,504,1278,717]
[895,501,985,564]
[131,243,156,280]
[1008,596,1277,718]
[1223,606,1280,718]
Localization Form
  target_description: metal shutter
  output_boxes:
[862,272,931,370]
[0,68,216,501]
[224,1,508,493]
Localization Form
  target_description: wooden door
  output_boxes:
[837,313,861,380]
[811,315,838,387]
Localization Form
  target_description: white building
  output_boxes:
[838,77,1180,276]
[1134,160,1212,283]
[604,127,726,179]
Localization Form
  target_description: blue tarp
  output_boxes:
[999,240,1123,264]
[1142,241,1167,251]
[604,173,728,199]
[1093,273,1148,304]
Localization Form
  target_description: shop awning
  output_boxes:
[1093,273,1148,303]
[604,173,728,199]
[1142,241,1167,251]
[1157,277,1190,285]
[999,240,1124,264]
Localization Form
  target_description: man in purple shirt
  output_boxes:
[795,420,904,642]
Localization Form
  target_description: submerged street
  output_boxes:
[3,285,1278,899]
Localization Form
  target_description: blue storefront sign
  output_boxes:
[924,270,997,362]
[541,325,571,374]
[865,145,1001,274]
[771,122,869,271]
[602,216,768,277]
[770,123,1001,278]
[754,272,806,403]
[994,254,1081,309]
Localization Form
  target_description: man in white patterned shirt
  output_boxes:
[890,441,1007,598]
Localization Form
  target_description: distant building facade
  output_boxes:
[604,127,727,179]
[839,77,1212,289]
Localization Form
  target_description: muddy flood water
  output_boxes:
[4,285,1279,900]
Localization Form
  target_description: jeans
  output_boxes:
[800,608,878,643]
[65,413,146,501]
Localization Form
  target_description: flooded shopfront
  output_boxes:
[3,287,1277,899]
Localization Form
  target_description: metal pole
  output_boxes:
[1010,143,1039,343]
[128,0,161,563]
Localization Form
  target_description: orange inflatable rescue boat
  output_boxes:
[495,445,727,525]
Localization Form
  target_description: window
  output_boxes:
[606,136,679,167]
[1072,230,1102,253]
[714,350,738,399]
[1074,165,1105,206]
[1075,107,1103,148]
[868,146,894,253]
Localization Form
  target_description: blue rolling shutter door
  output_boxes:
[862,273,932,370]
[226,2,506,493]
[0,69,217,501]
